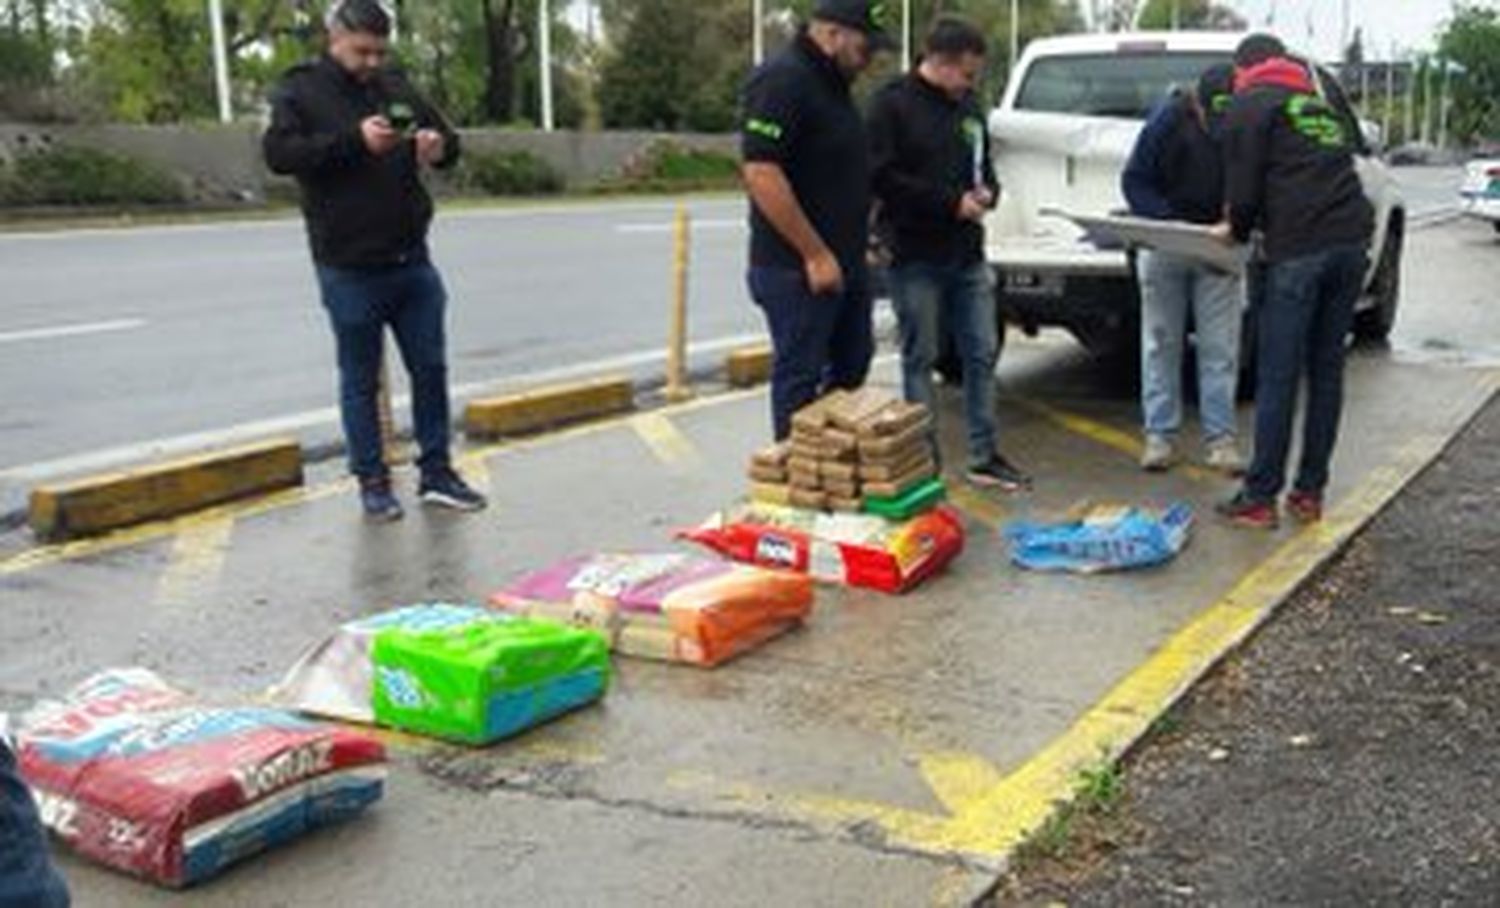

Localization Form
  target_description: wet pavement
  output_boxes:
[1,217,1497,906]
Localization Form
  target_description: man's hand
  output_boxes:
[1206,220,1235,245]
[804,249,845,296]
[956,191,989,223]
[415,129,446,167]
[360,116,401,156]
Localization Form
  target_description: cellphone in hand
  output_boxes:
[386,102,416,135]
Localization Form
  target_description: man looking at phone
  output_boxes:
[263,0,486,520]
[867,16,1028,490]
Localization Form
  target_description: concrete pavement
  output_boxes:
[2,217,1497,906]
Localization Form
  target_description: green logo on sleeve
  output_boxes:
[746,117,784,141]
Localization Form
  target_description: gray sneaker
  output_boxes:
[1141,435,1175,472]
[1205,438,1246,476]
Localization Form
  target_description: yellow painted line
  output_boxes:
[1016,398,1219,485]
[0,386,767,579]
[725,344,773,388]
[456,450,493,493]
[154,517,235,607]
[465,375,635,439]
[943,482,1009,528]
[630,412,703,470]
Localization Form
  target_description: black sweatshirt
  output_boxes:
[866,71,998,267]
[1223,60,1373,263]
[263,56,460,269]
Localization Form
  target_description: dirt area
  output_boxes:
[991,394,1500,906]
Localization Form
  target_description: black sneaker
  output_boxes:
[359,477,404,522]
[966,454,1032,492]
[419,467,488,512]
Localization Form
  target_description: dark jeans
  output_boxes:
[748,266,874,440]
[1,742,70,908]
[316,259,452,481]
[1245,243,1369,503]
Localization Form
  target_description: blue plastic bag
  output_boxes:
[1005,502,1194,574]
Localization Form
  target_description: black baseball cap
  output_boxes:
[812,0,897,50]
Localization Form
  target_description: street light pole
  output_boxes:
[752,0,764,66]
[207,0,232,124]
[901,0,911,72]
[1438,60,1453,151]
[539,0,554,131]
[1010,0,1020,77]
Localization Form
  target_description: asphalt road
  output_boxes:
[0,167,1465,484]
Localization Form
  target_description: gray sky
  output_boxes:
[1224,0,1480,60]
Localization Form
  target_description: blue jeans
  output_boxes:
[1245,243,1369,502]
[889,262,999,467]
[748,266,874,440]
[316,259,452,481]
[1,742,70,908]
[1139,250,1244,442]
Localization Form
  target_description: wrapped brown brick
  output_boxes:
[858,418,931,459]
[789,488,829,511]
[748,462,789,484]
[859,401,928,439]
[826,387,900,432]
[827,494,864,513]
[819,460,858,482]
[823,477,860,499]
[749,482,793,507]
[858,453,935,482]
[751,441,792,469]
[861,461,935,499]
[791,394,840,434]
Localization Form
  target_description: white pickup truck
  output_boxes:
[981,31,1405,367]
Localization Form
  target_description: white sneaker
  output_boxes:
[1205,438,1246,476]
[1141,435,1175,472]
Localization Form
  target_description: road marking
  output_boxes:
[616,219,745,234]
[0,331,769,482]
[944,483,1008,528]
[456,450,493,493]
[0,387,766,578]
[154,518,235,607]
[1016,398,1219,485]
[630,413,703,471]
[0,319,147,345]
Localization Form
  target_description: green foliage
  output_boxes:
[1438,3,1500,143]
[598,0,748,132]
[0,144,185,207]
[595,140,740,192]
[460,148,565,195]
[1135,0,1246,31]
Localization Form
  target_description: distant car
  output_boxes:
[1460,158,1500,233]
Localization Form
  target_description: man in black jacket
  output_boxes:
[1216,34,1374,529]
[263,0,485,521]
[740,0,891,440]
[868,16,1027,490]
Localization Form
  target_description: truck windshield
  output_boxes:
[1015,52,1231,119]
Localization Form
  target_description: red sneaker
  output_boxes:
[1216,493,1280,529]
[1286,490,1324,524]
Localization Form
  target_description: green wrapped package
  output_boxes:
[863,477,947,521]
[366,605,610,745]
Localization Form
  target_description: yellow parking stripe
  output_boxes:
[943,482,1008,528]
[1017,398,1220,484]
[630,412,703,471]
[154,518,235,607]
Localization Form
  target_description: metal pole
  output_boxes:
[901,0,911,72]
[1171,0,1180,31]
[538,0,554,131]
[665,205,693,403]
[752,0,764,66]
[1010,0,1020,77]
[1383,55,1394,145]
[207,0,232,123]
[1403,55,1415,145]
[1438,61,1452,151]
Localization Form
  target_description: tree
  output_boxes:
[1136,0,1245,31]
[1437,2,1500,143]
[597,0,747,131]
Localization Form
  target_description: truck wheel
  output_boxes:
[1353,220,1402,343]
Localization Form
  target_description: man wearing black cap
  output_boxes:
[1215,33,1374,529]
[1122,63,1245,477]
[740,0,893,440]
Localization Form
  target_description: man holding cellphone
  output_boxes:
[263,0,485,521]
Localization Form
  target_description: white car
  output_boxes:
[982,31,1406,366]
[1460,158,1500,232]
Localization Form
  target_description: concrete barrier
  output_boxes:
[465,376,635,439]
[726,344,773,388]
[29,439,303,542]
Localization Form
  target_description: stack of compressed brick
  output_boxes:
[745,388,939,514]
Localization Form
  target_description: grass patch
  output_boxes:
[0,144,185,207]
[459,149,565,196]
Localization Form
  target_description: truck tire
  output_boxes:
[1353,219,1402,343]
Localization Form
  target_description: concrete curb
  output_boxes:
[725,344,773,388]
[28,438,303,542]
[464,375,637,439]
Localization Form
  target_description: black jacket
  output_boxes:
[741,31,870,274]
[1223,60,1373,263]
[1121,92,1225,225]
[263,56,460,269]
[867,72,998,267]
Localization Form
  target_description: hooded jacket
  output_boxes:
[1223,58,1374,262]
